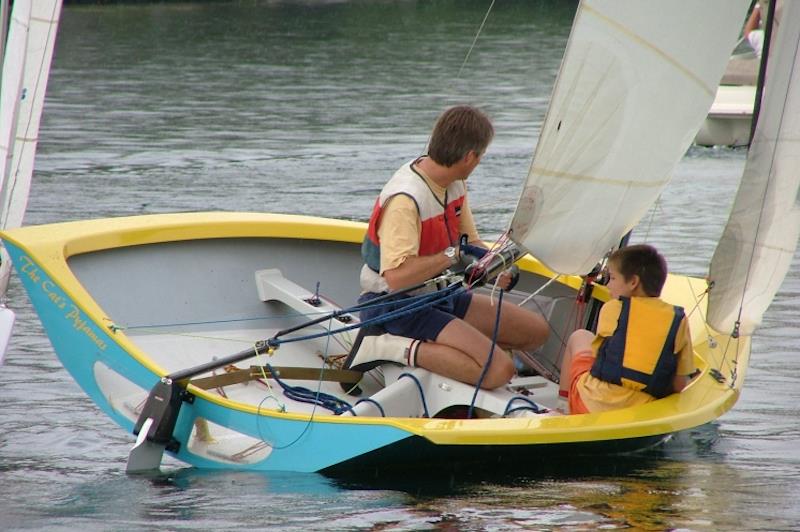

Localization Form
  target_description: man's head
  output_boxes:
[607,244,668,298]
[427,105,494,167]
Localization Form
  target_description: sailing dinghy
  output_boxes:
[3,0,797,474]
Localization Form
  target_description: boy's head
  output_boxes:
[427,105,494,167]
[607,244,668,298]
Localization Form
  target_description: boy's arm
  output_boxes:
[672,316,695,392]
[672,374,690,392]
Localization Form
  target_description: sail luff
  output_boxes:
[707,0,800,337]
[509,0,750,275]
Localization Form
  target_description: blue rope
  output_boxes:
[504,406,542,416]
[265,363,352,415]
[468,289,504,419]
[120,280,455,331]
[503,395,544,416]
[267,284,465,348]
[398,372,430,418]
[339,398,386,417]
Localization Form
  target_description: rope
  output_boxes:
[267,283,465,349]
[115,282,461,356]
[468,288,503,419]
[117,311,340,331]
[639,194,663,244]
[264,362,352,414]
[341,398,386,417]
[684,277,739,388]
[397,372,430,418]
[457,0,497,79]
[253,344,284,410]
[503,395,544,415]
[517,273,561,307]
[254,316,340,450]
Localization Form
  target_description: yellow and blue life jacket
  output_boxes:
[590,297,685,399]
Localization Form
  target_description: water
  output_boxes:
[1,1,799,530]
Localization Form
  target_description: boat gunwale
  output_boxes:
[0,211,743,445]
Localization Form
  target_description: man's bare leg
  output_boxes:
[414,317,515,389]
[463,293,549,351]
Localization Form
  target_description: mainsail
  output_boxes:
[708,1,800,337]
[509,0,749,275]
[0,0,62,296]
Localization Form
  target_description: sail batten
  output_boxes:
[582,3,716,97]
[528,166,671,188]
[509,0,750,275]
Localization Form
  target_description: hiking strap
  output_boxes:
[188,365,363,390]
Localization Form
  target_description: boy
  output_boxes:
[559,244,695,414]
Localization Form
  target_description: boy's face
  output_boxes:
[606,262,639,299]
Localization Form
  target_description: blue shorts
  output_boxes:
[358,290,473,341]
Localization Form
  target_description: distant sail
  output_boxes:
[0,0,62,297]
[509,0,749,275]
[708,1,800,337]
[0,2,31,195]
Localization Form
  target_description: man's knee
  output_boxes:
[480,349,515,389]
[518,311,549,349]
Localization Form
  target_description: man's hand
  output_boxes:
[496,266,520,291]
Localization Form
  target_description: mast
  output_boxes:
[748,0,777,143]
[0,1,8,71]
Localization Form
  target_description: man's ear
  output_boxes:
[464,150,480,164]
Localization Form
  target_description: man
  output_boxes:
[357,105,548,389]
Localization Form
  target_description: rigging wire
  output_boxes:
[457,0,497,79]
[254,314,340,450]
[266,283,465,349]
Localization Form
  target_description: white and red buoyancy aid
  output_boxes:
[361,160,465,278]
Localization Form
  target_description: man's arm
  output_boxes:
[383,252,453,290]
[378,195,455,291]
[743,4,761,37]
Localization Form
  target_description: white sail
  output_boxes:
[0,1,31,196]
[0,0,62,297]
[509,0,749,275]
[708,1,800,337]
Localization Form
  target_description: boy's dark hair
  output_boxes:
[427,105,494,167]
[608,244,668,297]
